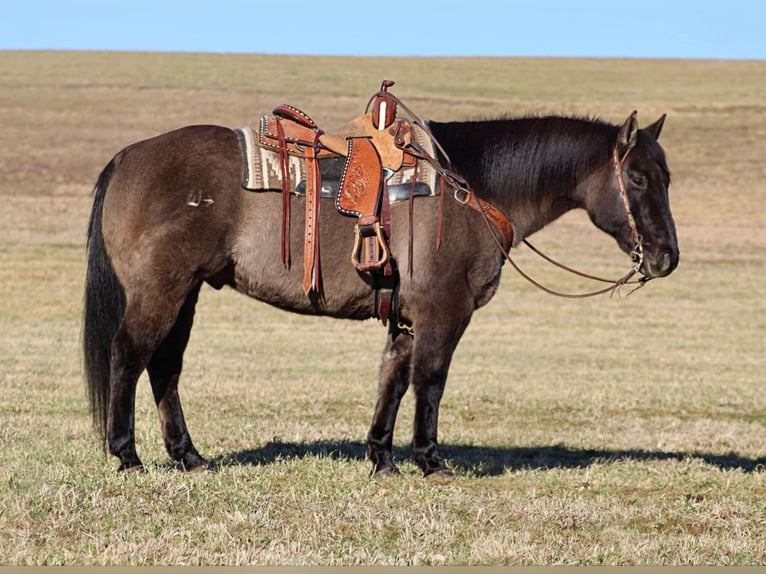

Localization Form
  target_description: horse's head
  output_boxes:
[584,111,679,279]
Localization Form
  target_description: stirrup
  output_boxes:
[351,218,390,272]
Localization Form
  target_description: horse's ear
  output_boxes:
[616,110,639,158]
[644,113,666,140]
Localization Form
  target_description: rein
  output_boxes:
[369,88,649,299]
[480,145,649,299]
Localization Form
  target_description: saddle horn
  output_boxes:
[372,80,397,131]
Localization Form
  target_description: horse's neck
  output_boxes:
[430,119,606,243]
[507,189,580,244]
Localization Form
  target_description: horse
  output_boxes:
[83,100,679,477]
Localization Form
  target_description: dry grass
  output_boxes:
[0,51,764,565]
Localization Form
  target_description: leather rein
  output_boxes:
[497,147,648,299]
[370,90,649,299]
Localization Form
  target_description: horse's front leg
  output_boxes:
[409,314,471,477]
[367,327,414,477]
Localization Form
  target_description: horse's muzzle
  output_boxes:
[642,248,679,278]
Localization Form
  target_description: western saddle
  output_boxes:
[251,80,513,326]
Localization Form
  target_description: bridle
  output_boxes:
[612,144,645,276]
[370,88,650,299]
[478,143,649,299]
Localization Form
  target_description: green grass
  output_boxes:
[0,50,764,565]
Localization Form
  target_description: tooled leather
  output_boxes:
[336,138,383,219]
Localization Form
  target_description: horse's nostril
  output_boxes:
[651,250,678,277]
[659,252,671,271]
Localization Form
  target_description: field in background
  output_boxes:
[0,51,764,565]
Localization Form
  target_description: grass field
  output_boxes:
[0,51,764,565]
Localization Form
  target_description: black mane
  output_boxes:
[427,116,619,209]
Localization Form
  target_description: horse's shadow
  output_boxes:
[211,440,766,476]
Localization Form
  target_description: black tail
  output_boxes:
[82,157,125,448]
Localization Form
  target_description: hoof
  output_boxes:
[182,459,210,473]
[372,465,401,479]
[117,462,145,473]
[425,467,454,480]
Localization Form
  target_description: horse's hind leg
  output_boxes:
[108,282,198,472]
[147,283,207,471]
[108,321,145,471]
[367,328,414,477]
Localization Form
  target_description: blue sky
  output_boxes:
[2,0,764,59]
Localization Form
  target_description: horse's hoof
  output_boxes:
[372,465,401,479]
[425,467,454,480]
[117,462,145,473]
[183,460,210,473]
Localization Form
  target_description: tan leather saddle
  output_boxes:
[251,81,514,326]
[257,80,415,300]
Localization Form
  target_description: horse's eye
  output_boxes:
[630,174,647,189]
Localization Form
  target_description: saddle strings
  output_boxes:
[366,89,650,299]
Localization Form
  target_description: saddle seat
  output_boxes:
[258,103,415,172]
